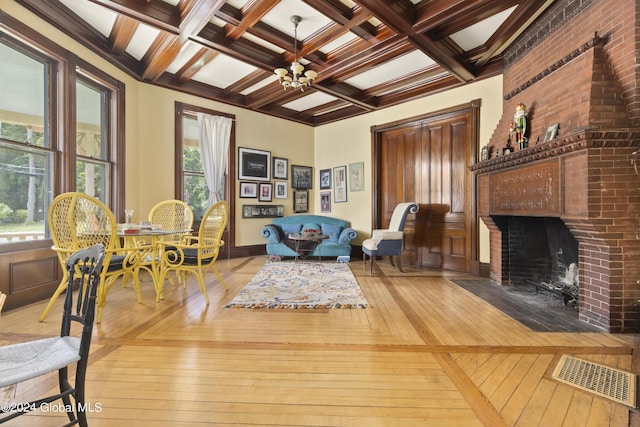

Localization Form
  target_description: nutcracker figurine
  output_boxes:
[511,103,528,149]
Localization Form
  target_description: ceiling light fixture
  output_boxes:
[274,15,317,91]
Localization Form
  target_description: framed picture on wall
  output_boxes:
[293,190,309,213]
[349,162,364,191]
[274,181,288,199]
[239,182,258,198]
[238,147,271,181]
[320,191,331,213]
[319,169,331,189]
[258,183,272,202]
[291,165,312,189]
[273,157,288,179]
[333,165,347,203]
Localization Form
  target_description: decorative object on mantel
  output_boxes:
[510,102,528,150]
[480,145,489,161]
[544,123,560,142]
[274,16,318,91]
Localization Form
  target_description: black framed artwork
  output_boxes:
[242,205,284,218]
[259,183,272,202]
[319,169,331,189]
[238,147,271,181]
[291,165,312,189]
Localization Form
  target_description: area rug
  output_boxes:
[225,261,368,309]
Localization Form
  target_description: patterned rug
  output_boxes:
[225,261,368,309]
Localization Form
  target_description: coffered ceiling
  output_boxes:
[15,0,555,126]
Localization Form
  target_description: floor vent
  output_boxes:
[552,355,637,407]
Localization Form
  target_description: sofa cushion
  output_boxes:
[281,223,303,236]
[321,223,342,243]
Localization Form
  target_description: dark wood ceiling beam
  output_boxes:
[224,0,279,41]
[175,48,219,83]
[15,0,141,78]
[473,0,554,68]
[354,0,476,82]
[415,0,518,35]
[224,69,271,94]
[86,0,180,33]
[245,82,314,109]
[109,15,137,55]
[377,74,463,107]
[312,104,369,126]
[140,0,225,81]
[303,0,378,41]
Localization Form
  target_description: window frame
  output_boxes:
[0,14,125,252]
[175,102,236,253]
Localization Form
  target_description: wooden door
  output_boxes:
[373,103,477,272]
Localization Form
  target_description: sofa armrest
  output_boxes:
[261,225,282,244]
[338,227,358,245]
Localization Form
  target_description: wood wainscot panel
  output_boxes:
[489,159,560,216]
[1,247,60,311]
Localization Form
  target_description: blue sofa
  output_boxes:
[262,215,357,258]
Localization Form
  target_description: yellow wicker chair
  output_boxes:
[40,192,152,323]
[148,199,194,242]
[158,201,228,304]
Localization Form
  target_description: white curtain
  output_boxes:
[197,113,232,205]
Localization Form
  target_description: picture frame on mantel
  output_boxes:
[543,123,559,142]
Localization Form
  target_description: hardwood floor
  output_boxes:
[1,256,637,426]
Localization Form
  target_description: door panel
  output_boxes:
[375,108,474,273]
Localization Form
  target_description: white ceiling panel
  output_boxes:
[192,54,258,89]
[59,0,116,38]
[283,91,339,111]
[345,51,436,90]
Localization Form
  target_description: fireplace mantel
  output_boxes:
[471,128,640,174]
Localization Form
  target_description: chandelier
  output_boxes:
[274,15,317,91]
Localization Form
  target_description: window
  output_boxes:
[175,103,235,221]
[0,23,124,246]
[0,39,53,243]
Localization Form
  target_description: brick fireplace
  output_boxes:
[471,0,640,332]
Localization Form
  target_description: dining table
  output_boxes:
[117,226,191,302]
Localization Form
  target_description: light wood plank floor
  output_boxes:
[1,256,638,426]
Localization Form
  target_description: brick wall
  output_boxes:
[479,0,640,332]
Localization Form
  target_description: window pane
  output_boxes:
[0,144,49,243]
[0,43,47,146]
[76,80,106,159]
[182,115,203,173]
[183,174,208,220]
[76,160,109,204]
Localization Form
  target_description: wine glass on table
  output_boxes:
[124,209,134,225]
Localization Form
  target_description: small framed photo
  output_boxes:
[273,157,288,179]
[291,165,312,189]
[239,182,258,198]
[238,147,271,181]
[320,191,331,213]
[259,183,272,201]
[274,181,288,199]
[242,205,284,218]
[293,190,309,213]
[349,162,364,192]
[319,169,331,189]
[543,123,559,142]
[333,165,347,203]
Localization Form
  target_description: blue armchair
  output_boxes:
[262,215,357,258]
[362,202,419,273]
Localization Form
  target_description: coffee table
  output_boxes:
[288,233,328,263]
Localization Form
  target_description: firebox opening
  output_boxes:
[494,215,579,308]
